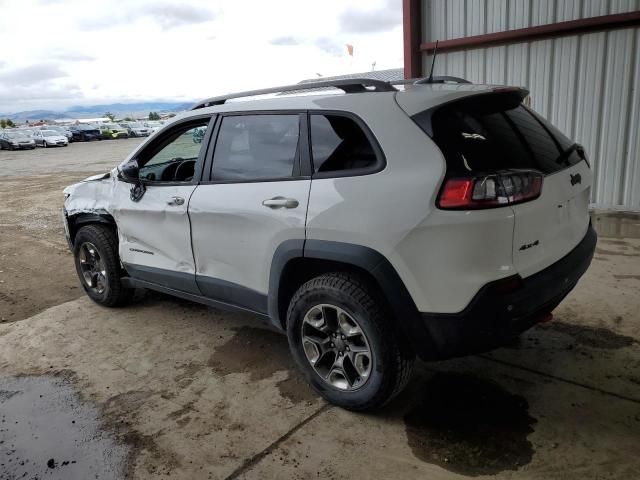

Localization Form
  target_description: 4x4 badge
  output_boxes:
[570,173,582,186]
[519,240,539,251]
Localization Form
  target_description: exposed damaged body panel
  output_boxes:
[63,168,197,277]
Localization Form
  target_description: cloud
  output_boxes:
[0,0,404,113]
[315,37,344,56]
[140,3,215,28]
[0,83,84,112]
[80,2,216,30]
[270,36,301,46]
[0,64,68,87]
[339,0,401,33]
[51,51,95,62]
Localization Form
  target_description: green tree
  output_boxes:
[6,119,15,128]
[104,112,115,121]
[0,119,6,129]
[123,116,134,122]
[148,111,160,120]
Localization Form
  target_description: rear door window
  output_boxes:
[418,92,584,175]
[211,114,300,182]
[309,114,380,174]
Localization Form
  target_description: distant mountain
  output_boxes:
[0,101,193,122]
[0,110,68,121]
[66,102,193,115]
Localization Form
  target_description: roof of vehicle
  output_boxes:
[183,80,525,119]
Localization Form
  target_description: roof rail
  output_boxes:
[190,78,398,110]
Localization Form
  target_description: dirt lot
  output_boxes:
[1,140,639,479]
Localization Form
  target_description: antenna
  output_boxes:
[426,40,439,83]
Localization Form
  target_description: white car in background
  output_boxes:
[144,121,164,134]
[119,122,151,137]
[41,125,73,141]
[33,129,69,147]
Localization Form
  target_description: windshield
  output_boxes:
[5,132,26,139]
[41,130,58,136]
[78,125,98,130]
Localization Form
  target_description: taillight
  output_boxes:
[438,170,543,210]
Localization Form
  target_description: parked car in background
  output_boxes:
[99,124,129,139]
[17,128,36,139]
[41,125,73,141]
[192,126,206,143]
[119,122,151,137]
[144,121,164,134]
[0,131,36,149]
[32,129,69,147]
[69,125,101,142]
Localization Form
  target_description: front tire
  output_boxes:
[73,225,133,307]
[287,272,414,411]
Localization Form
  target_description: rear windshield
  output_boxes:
[414,92,584,175]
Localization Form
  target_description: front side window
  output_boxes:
[309,114,378,174]
[211,114,300,182]
[137,119,210,182]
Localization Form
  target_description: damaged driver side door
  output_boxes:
[111,116,215,294]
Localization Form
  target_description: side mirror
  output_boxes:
[119,158,140,182]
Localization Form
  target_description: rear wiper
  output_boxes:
[554,143,584,165]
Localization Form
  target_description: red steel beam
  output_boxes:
[403,0,422,79]
[420,11,640,54]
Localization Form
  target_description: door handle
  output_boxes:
[167,196,185,206]
[262,196,299,209]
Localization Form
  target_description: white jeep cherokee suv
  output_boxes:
[62,78,596,410]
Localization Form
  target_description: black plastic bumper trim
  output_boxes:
[419,225,597,360]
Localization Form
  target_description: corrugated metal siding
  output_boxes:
[421,0,640,210]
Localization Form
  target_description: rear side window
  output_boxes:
[309,114,379,174]
[212,114,300,181]
[418,92,583,175]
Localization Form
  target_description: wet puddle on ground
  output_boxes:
[591,212,640,239]
[208,326,317,405]
[403,372,536,476]
[0,375,128,479]
[543,321,637,349]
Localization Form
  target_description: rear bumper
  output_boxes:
[418,224,597,360]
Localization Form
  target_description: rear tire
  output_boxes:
[287,272,414,411]
[73,225,133,307]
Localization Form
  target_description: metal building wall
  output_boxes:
[421,0,640,210]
